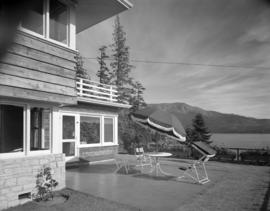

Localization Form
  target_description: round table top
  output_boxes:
[146,152,172,157]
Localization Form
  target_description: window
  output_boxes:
[0,105,24,153]
[104,118,114,143]
[21,0,44,35]
[80,116,100,145]
[62,142,75,156]
[49,0,68,44]
[20,0,74,48]
[62,115,75,139]
[30,107,50,151]
[0,102,53,157]
[78,115,116,146]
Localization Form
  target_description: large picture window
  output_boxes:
[30,107,51,151]
[80,116,101,145]
[0,105,24,153]
[20,0,73,48]
[78,115,116,146]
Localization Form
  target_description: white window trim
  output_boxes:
[0,101,26,159]
[62,111,118,148]
[0,100,53,159]
[18,0,76,50]
[60,113,79,159]
[61,113,78,142]
[28,105,52,156]
[60,110,118,148]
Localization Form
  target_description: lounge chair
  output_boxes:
[177,141,216,184]
[135,147,152,169]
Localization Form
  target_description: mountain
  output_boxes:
[148,103,270,134]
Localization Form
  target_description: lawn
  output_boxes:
[4,188,139,211]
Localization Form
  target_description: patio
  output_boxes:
[66,156,270,211]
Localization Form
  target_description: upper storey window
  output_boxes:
[20,0,75,49]
[49,0,68,44]
[21,0,44,35]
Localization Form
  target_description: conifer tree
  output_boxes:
[96,45,111,84]
[190,113,212,144]
[110,15,134,103]
[75,53,89,79]
[130,81,147,112]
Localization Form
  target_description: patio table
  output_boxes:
[146,152,172,176]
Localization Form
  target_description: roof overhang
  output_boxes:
[77,97,132,109]
[75,0,133,34]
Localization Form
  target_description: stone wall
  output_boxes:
[0,153,65,210]
[79,146,118,162]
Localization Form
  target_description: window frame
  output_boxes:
[0,100,53,159]
[0,101,26,159]
[18,0,75,50]
[71,111,118,148]
[28,105,52,156]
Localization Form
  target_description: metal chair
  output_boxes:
[177,142,216,184]
[114,155,129,174]
[135,147,152,169]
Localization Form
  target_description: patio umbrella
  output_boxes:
[131,107,186,142]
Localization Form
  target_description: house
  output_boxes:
[0,0,132,209]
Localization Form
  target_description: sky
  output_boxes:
[77,0,270,119]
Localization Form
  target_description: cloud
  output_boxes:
[77,0,270,118]
[238,10,270,44]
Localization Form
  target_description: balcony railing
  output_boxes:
[76,77,118,103]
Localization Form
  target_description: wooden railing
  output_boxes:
[76,77,118,103]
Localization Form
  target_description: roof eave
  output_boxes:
[77,97,132,109]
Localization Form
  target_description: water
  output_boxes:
[210,133,270,149]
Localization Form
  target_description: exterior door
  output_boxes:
[61,113,79,161]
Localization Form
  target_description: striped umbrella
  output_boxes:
[131,107,186,142]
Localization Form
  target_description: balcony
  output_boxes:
[76,77,130,108]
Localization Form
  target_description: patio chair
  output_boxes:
[177,142,216,184]
[135,147,152,170]
[114,155,129,174]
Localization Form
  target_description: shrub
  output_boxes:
[240,150,270,164]
[32,166,58,202]
[212,146,236,161]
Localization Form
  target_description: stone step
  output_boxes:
[65,160,90,169]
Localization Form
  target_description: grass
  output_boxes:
[4,188,140,211]
[173,162,270,211]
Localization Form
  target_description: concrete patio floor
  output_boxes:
[66,156,270,211]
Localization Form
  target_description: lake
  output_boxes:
[210,133,270,149]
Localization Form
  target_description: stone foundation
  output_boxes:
[79,146,118,162]
[0,153,65,210]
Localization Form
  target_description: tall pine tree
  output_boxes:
[130,81,147,112]
[189,113,212,144]
[96,45,111,84]
[110,15,134,103]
